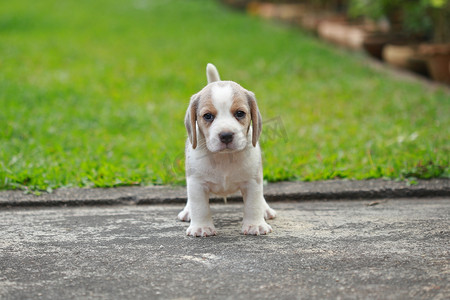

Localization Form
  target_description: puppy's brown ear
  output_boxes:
[185,94,200,149]
[247,91,262,147]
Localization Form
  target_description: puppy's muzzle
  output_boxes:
[219,132,234,145]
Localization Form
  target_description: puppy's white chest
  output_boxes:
[204,154,247,195]
[207,164,246,196]
[207,174,237,196]
[188,145,259,196]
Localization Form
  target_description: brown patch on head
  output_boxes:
[230,95,251,126]
[194,87,216,143]
[198,98,217,121]
[197,96,217,130]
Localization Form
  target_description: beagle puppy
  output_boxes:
[178,63,276,237]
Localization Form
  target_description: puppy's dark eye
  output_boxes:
[203,113,214,122]
[235,111,246,120]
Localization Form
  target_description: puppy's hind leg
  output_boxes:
[263,200,277,220]
[177,203,191,222]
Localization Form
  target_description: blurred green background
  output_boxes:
[0,0,448,192]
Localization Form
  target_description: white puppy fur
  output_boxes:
[178,63,276,237]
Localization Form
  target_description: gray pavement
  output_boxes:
[1,197,449,299]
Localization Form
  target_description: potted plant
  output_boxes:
[299,0,348,34]
[348,0,407,59]
[247,1,307,23]
[348,0,450,82]
[307,0,366,49]
[415,0,450,84]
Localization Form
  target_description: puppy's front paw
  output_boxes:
[186,225,217,237]
[177,207,191,222]
[242,221,272,236]
[264,207,277,220]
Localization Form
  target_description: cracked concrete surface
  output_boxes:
[1,198,449,299]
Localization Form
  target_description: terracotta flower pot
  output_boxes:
[382,44,417,69]
[426,55,450,84]
[419,44,450,85]
[301,14,322,32]
[275,4,306,22]
[318,19,366,50]
[247,3,306,23]
[301,13,344,34]
[247,2,276,19]
[407,56,429,77]
[345,25,367,50]
[362,33,395,60]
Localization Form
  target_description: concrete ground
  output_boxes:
[1,197,449,299]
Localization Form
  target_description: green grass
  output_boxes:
[0,0,449,191]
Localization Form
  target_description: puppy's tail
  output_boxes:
[206,63,221,84]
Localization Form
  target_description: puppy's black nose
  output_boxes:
[219,132,234,144]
